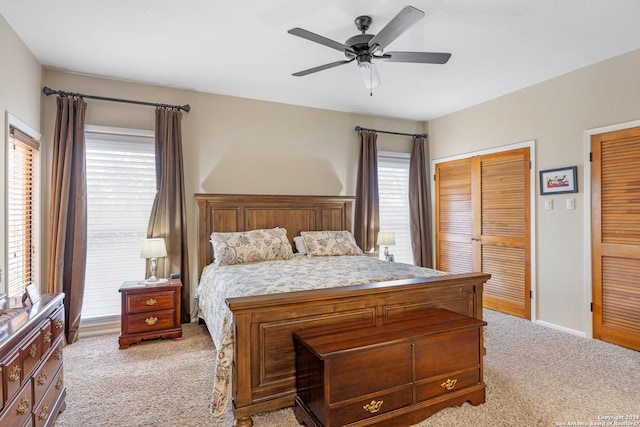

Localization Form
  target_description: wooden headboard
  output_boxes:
[195,194,355,277]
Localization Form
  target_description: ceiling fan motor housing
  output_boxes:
[345,33,376,66]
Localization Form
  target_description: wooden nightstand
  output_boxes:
[118,279,182,349]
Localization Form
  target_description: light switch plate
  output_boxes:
[545,199,553,210]
[566,198,575,210]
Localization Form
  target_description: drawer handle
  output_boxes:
[145,317,158,326]
[55,348,63,360]
[9,365,21,382]
[146,298,157,306]
[38,404,49,420]
[44,331,53,343]
[441,378,458,391]
[30,345,38,358]
[16,396,30,415]
[38,371,48,386]
[56,377,64,390]
[55,320,63,329]
[363,400,384,414]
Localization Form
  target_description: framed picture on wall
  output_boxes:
[539,166,578,195]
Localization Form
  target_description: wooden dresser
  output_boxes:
[118,279,182,349]
[293,309,486,427]
[0,293,66,427]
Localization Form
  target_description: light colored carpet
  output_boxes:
[54,310,639,427]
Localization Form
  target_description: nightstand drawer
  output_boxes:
[126,291,176,313]
[125,310,176,334]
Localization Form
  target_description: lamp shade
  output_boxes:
[377,231,396,246]
[140,238,167,258]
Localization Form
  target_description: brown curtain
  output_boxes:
[409,137,434,268]
[354,130,379,252]
[147,108,190,323]
[46,96,88,344]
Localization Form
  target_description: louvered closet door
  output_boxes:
[436,158,474,274]
[436,148,531,319]
[592,127,640,351]
[478,149,530,319]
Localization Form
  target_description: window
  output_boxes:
[82,126,156,325]
[7,126,40,298]
[378,152,413,264]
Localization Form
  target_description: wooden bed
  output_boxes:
[196,194,490,427]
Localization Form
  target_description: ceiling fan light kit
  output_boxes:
[288,5,451,93]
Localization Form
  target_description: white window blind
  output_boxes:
[378,152,414,264]
[82,127,156,323]
[7,128,40,298]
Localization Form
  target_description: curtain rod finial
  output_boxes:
[42,86,55,96]
[182,104,191,113]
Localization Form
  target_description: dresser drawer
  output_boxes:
[330,386,413,426]
[40,321,53,356]
[3,350,23,404]
[21,329,43,383]
[415,368,480,402]
[49,306,65,344]
[33,338,64,406]
[126,291,176,313]
[0,383,33,427]
[414,328,480,379]
[125,310,176,334]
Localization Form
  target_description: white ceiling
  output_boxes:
[2,0,640,121]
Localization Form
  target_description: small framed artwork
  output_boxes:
[539,166,578,195]
[26,283,41,304]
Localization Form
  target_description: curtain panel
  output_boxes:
[147,108,191,323]
[46,96,88,343]
[354,130,379,252]
[409,137,433,268]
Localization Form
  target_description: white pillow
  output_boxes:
[293,236,307,254]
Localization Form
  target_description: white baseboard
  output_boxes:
[535,319,586,338]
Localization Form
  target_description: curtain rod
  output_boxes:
[42,86,191,113]
[355,126,426,138]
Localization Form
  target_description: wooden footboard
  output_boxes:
[226,272,489,426]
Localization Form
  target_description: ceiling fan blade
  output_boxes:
[288,28,355,54]
[292,59,355,77]
[383,51,451,64]
[368,6,425,52]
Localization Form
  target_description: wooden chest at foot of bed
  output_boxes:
[293,308,487,427]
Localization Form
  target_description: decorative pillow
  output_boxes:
[293,236,307,254]
[210,227,294,265]
[300,230,363,257]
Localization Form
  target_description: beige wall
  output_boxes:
[0,15,43,292]
[41,69,424,317]
[428,48,640,335]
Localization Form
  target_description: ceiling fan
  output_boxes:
[288,5,451,91]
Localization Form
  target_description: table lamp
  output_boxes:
[140,238,168,284]
[377,231,396,261]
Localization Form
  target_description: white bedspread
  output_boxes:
[196,255,448,415]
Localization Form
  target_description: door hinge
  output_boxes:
[589,152,593,162]
[590,302,593,312]
[529,290,532,299]
[433,174,436,181]
[529,161,532,170]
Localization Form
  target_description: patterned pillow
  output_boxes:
[300,230,363,257]
[210,227,294,265]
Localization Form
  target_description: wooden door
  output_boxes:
[591,127,640,351]
[436,148,531,319]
